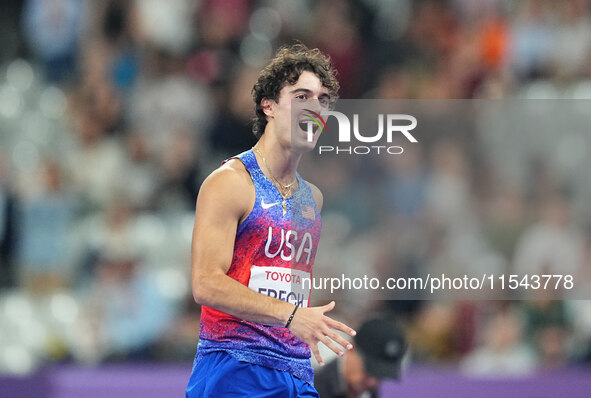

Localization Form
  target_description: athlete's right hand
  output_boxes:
[287,301,356,366]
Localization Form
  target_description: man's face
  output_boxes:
[267,70,331,152]
[344,349,380,396]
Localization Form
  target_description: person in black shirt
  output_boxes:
[315,316,407,398]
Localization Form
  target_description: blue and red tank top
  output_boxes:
[195,149,322,384]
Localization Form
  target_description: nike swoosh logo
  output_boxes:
[261,199,280,209]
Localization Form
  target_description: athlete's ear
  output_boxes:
[260,98,275,119]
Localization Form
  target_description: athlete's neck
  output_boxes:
[254,136,300,185]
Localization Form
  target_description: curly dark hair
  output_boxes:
[251,43,340,139]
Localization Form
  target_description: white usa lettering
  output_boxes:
[264,227,314,265]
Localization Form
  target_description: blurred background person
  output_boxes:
[17,160,74,293]
[21,0,85,83]
[77,249,176,362]
[460,304,537,377]
[315,316,407,398]
[0,156,18,289]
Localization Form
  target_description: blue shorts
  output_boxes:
[186,351,319,398]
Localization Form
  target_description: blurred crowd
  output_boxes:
[1,0,591,377]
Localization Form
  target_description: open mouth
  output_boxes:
[298,120,319,135]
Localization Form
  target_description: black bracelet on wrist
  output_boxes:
[285,305,298,329]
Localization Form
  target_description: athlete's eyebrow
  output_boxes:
[290,88,331,98]
[290,88,313,95]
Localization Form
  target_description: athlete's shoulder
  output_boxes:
[204,158,252,189]
[197,158,254,215]
[303,179,323,212]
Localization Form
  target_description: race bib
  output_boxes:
[248,265,311,308]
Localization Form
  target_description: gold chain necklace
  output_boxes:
[252,146,297,213]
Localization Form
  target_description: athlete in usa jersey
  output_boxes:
[197,149,322,383]
[186,44,356,397]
